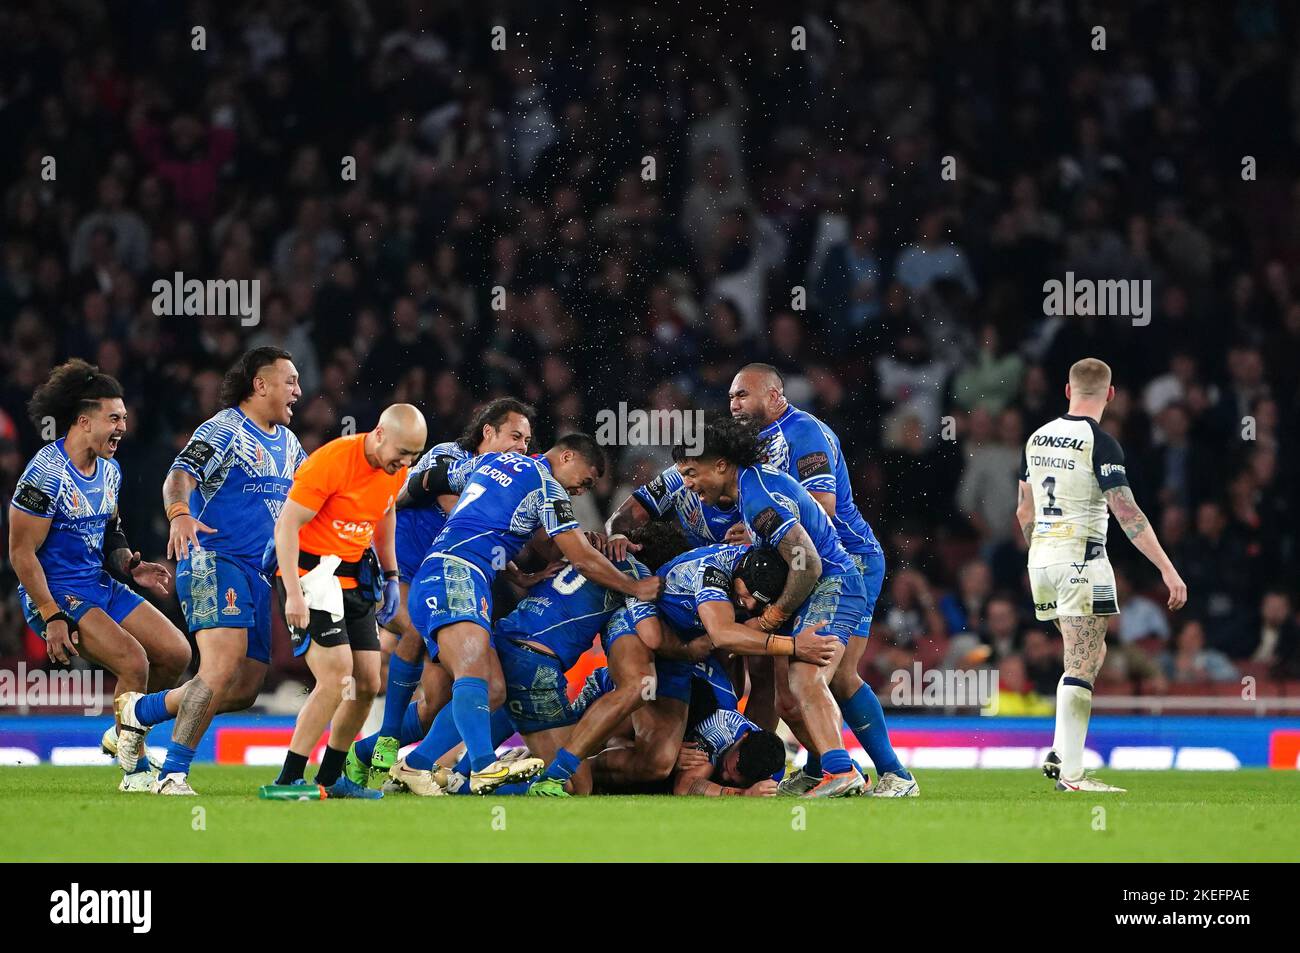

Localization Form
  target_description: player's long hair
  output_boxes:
[221,346,294,407]
[672,415,766,468]
[28,359,124,433]
[457,397,537,453]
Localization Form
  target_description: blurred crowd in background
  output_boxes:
[1,0,1298,707]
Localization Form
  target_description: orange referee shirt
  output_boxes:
[284,433,407,589]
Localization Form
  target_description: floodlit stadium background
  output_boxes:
[0,1,1297,770]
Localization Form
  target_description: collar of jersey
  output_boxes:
[56,437,100,481]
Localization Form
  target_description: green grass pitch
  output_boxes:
[2,766,1297,861]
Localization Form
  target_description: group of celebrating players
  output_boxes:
[13,342,1184,799]
[10,346,918,799]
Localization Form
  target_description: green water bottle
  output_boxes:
[258,783,326,800]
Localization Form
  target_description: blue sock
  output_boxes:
[379,657,423,736]
[159,741,196,777]
[405,701,463,772]
[491,781,532,795]
[804,751,823,778]
[842,683,908,778]
[354,731,377,766]
[399,700,425,745]
[543,748,581,782]
[134,689,172,727]
[821,748,854,775]
[454,708,516,775]
[450,677,494,772]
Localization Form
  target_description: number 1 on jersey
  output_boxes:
[1041,476,1063,517]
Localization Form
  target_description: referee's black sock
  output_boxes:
[314,745,348,787]
[276,751,309,785]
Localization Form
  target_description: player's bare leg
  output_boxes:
[118,601,191,692]
[1053,614,1124,792]
[430,621,541,793]
[329,647,381,752]
[372,583,426,771]
[829,636,916,796]
[75,609,152,781]
[589,697,688,788]
[744,656,778,731]
[529,634,656,796]
[785,636,864,797]
[288,640,353,763]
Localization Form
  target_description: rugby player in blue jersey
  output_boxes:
[402,434,664,793]
[605,457,745,549]
[390,537,661,796]
[730,363,916,796]
[570,665,788,796]
[673,417,868,797]
[586,538,835,791]
[9,360,191,791]
[364,398,537,777]
[114,348,306,794]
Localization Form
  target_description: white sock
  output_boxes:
[1051,675,1066,751]
[1056,678,1093,780]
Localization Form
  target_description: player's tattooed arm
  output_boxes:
[1103,486,1148,540]
[1015,480,1035,547]
[771,523,821,617]
[1104,486,1188,610]
[163,468,215,560]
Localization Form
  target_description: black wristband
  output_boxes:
[383,570,399,581]
[46,611,75,631]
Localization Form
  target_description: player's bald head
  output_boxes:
[371,403,427,472]
[378,402,427,444]
[736,363,784,395]
[730,363,786,425]
[1068,358,1113,397]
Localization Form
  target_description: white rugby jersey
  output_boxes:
[1019,414,1129,568]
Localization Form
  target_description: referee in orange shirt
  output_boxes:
[270,404,426,796]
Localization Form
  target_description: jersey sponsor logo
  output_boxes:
[796,451,831,480]
[15,482,54,515]
[63,594,83,611]
[1099,463,1126,477]
[644,475,669,504]
[1030,434,1086,450]
[1035,600,1057,612]
[331,519,374,540]
[701,566,730,592]
[222,587,241,615]
[752,506,785,539]
[552,498,576,525]
[179,439,216,470]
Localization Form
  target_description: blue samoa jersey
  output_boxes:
[495,556,656,670]
[170,408,305,567]
[396,440,469,577]
[11,439,122,590]
[632,464,741,546]
[737,464,856,577]
[655,543,749,640]
[691,707,757,764]
[428,451,580,580]
[759,404,881,557]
